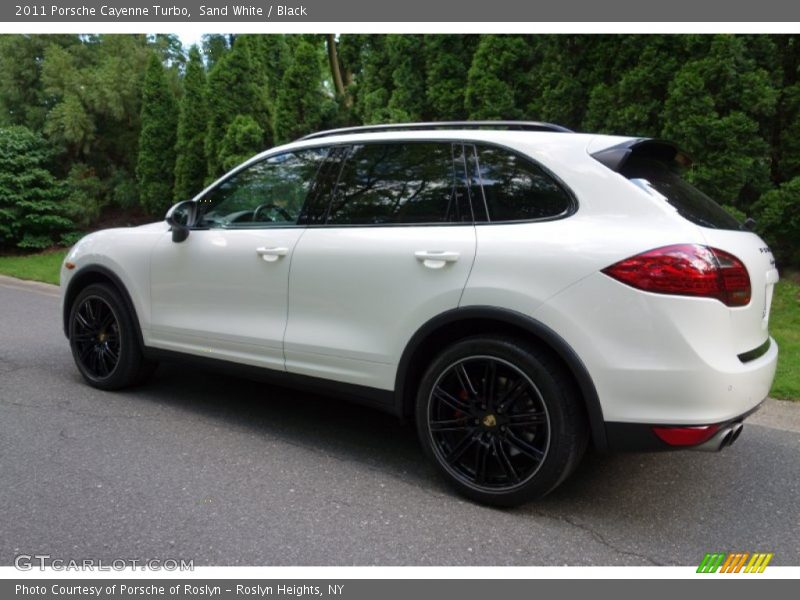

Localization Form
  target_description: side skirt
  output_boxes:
[143,347,400,417]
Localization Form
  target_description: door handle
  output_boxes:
[414,250,460,269]
[256,246,289,262]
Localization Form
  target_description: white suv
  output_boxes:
[60,122,779,506]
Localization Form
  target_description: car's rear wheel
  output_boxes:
[415,336,588,506]
[68,283,156,390]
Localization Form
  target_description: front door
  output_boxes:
[148,148,327,370]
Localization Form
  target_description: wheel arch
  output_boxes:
[395,306,607,450]
[62,265,146,350]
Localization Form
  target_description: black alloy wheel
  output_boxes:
[71,295,122,380]
[68,283,157,390]
[426,355,551,491]
[416,336,588,506]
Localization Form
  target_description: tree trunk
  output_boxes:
[326,34,346,99]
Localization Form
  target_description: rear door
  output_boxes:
[283,142,478,390]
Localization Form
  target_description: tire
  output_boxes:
[415,336,588,506]
[68,283,157,390]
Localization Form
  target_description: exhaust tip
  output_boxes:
[728,423,744,446]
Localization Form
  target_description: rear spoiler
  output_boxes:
[591,138,693,172]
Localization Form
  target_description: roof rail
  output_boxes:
[298,121,573,141]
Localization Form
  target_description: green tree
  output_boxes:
[662,35,778,208]
[174,46,207,201]
[584,36,688,136]
[136,54,178,216]
[354,36,394,124]
[219,115,264,172]
[0,126,71,249]
[752,177,800,267]
[424,35,476,120]
[273,39,336,144]
[205,36,269,178]
[465,35,531,120]
[387,35,427,121]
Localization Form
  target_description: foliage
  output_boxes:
[273,39,336,144]
[219,115,264,173]
[0,126,71,249]
[0,33,799,269]
[136,54,178,216]
[752,177,800,267]
[205,36,270,179]
[465,35,531,119]
[174,46,208,201]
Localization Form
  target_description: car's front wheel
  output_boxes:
[415,336,588,506]
[68,283,156,390]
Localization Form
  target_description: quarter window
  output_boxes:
[327,143,470,225]
[472,145,572,222]
[197,149,327,228]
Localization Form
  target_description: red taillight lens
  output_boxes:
[652,424,720,446]
[602,244,751,307]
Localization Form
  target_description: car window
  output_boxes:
[326,143,471,225]
[197,148,327,228]
[620,155,742,230]
[472,145,573,222]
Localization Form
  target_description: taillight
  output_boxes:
[602,244,751,307]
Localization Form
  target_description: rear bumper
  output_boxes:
[604,400,765,452]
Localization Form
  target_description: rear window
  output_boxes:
[620,155,742,230]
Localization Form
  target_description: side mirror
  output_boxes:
[165,200,197,243]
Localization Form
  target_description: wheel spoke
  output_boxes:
[505,430,545,462]
[482,360,497,406]
[474,442,488,485]
[85,299,97,326]
[432,385,471,412]
[445,431,477,465]
[430,418,473,432]
[97,349,111,376]
[454,363,478,398]
[97,312,115,331]
[496,377,528,412]
[75,312,93,332]
[104,345,120,364]
[506,411,547,427]
[493,438,520,484]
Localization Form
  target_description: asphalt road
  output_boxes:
[1,276,799,566]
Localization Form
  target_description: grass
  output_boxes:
[0,249,798,400]
[0,249,67,285]
[769,279,800,400]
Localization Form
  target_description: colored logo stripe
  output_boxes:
[697,552,773,573]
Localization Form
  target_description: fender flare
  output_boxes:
[62,264,146,351]
[394,306,607,450]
